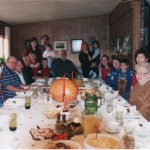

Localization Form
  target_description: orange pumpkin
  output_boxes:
[49,78,78,103]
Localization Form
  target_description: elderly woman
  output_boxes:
[129,62,150,121]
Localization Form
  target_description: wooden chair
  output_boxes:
[118,78,127,97]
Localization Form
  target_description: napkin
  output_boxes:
[3,98,25,108]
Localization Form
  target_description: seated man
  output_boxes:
[1,56,30,100]
[23,56,35,84]
[51,50,79,78]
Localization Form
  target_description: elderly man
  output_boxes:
[1,56,30,100]
[51,50,79,78]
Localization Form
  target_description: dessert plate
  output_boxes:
[105,126,121,134]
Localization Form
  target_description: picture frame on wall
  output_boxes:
[71,39,83,54]
[54,41,67,50]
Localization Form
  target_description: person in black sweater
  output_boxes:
[79,42,92,78]
[51,50,79,78]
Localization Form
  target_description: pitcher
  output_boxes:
[85,93,101,114]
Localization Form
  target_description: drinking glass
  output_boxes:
[83,114,100,138]
[25,96,31,109]
[124,126,135,149]
[106,99,113,113]
[115,110,123,126]
[9,113,17,131]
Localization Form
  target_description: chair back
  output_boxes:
[118,78,127,97]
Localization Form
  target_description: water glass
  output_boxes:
[124,126,135,149]
[9,113,17,131]
[106,99,113,113]
[25,96,31,109]
[115,110,123,126]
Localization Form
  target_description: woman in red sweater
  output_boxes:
[100,55,110,80]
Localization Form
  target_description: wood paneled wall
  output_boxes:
[11,15,109,66]
[109,0,141,68]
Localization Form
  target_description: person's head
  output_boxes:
[41,58,48,67]
[58,50,67,60]
[23,56,31,67]
[16,59,24,73]
[92,40,100,50]
[6,56,17,71]
[134,49,149,64]
[46,44,53,51]
[112,57,121,69]
[81,42,89,53]
[120,59,129,72]
[29,37,38,50]
[40,35,49,45]
[29,52,37,61]
[135,62,150,85]
[101,55,110,68]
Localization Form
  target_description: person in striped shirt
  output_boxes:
[1,56,30,100]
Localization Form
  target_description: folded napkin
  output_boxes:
[0,131,18,148]
[3,98,25,108]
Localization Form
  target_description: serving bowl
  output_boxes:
[84,133,120,149]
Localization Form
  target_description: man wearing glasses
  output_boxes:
[1,56,30,100]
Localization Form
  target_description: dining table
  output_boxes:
[0,78,150,149]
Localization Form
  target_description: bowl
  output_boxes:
[42,140,81,149]
[84,133,120,149]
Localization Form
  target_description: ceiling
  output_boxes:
[0,0,122,25]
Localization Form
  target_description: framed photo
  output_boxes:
[54,41,67,50]
[71,39,83,54]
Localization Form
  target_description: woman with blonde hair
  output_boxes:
[129,61,150,121]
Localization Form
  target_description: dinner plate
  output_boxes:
[42,140,81,149]
[105,126,121,134]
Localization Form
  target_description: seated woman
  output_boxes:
[100,55,110,80]
[129,62,150,121]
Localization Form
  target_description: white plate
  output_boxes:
[42,140,81,149]
[105,126,121,134]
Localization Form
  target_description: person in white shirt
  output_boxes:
[15,60,26,84]
[43,44,55,68]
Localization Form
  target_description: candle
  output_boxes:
[63,96,67,111]
[63,75,65,101]
[71,71,74,80]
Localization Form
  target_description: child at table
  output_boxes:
[118,59,133,101]
[43,44,55,68]
[38,58,51,77]
[105,57,121,91]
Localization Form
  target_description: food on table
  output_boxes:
[30,128,54,140]
[49,78,78,103]
[73,117,82,123]
[79,89,101,99]
[43,106,59,119]
[86,136,119,149]
[50,143,71,149]
[54,133,69,140]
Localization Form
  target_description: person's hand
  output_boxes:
[90,63,97,68]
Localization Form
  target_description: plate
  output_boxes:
[105,126,121,134]
[42,140,81,149]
